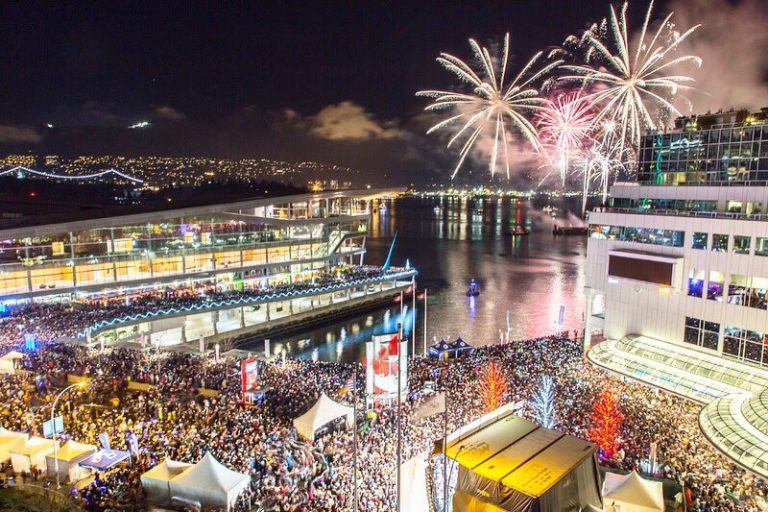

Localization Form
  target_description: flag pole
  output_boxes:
[352,362,358,512]
[423,288,428,357]
[443,389,449,512]
[397,289,404,512]
[411,276,416,357]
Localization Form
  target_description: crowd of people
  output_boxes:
[0,332,763,511]
[0,264,405,348]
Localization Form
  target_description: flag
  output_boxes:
[98,432,111,450]
[126,432,140,456]
[413,392,446,422]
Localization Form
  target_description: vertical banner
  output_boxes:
[557,305,565,326]
[98,432,111,450]
[366,333,408,396]
[241,356,260,404]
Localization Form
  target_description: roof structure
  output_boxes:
[446,414,597,498]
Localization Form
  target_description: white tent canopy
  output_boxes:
[45,440,97,482]
[0,351,23,375]
[602,471,664,512]
[400,455,430,512]
[168,452,250,510]
[293,393,353,441]
[0,428,28,461]
[141,458,193,505]
[10,436,57,474]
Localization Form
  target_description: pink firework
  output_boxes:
[536,92,597,185]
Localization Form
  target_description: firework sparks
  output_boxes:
[536,92,597,185]
[559,1,702,149]
[418,33,562,179]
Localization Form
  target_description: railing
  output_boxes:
[590,207,768,222]
[82,269,417,337]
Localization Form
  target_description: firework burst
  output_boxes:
[418,33,562,179]
[536,92,597,185]
[559,1,702,148]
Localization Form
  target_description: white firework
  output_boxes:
[574,122,630,214]
[418,33,562,179]
[560,1,702,149]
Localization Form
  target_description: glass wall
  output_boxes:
[684,317,720,350]
[589,225,684,247]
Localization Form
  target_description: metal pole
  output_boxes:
[411,277,416,357]
[443,391,448,512]
[423,288,428,357]
[352,363,358,512]
[51,383,81,488]
[397,290,403,512]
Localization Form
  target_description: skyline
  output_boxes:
[1,0,767,185]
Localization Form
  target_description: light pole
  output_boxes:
[51,381,87,487]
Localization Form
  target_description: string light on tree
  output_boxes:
[479,360,507,413]
[531,375,556,428]
[589,388,624,458]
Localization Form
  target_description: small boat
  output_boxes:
[553,226,589,236]
[466,279,480,297]
[507,224,529,236]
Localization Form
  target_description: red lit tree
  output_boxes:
[589,389,624,458]
[479,361,507,413]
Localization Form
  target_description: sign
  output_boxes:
[42,416,64,438]
[240,356,260,403]
[365,333,408,396]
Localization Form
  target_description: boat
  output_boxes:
[466,279,480,297]
[507,224,529,236]
[553,225,589,236]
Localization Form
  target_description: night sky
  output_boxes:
[0,0,765,184]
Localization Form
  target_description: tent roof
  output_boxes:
[293,393,353,440]
[449,338,471,349]
[0,428,28,441]
[1,351,24,360]
[141,458,193,482]
[50,440,96,462]
[446,414,596,498]
[602,471,664,511]
[12,436,56,456]
[171,452,249,494]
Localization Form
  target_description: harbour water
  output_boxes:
[243,196,589,362]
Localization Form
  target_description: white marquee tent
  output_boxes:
[10,436,57,474]
[168,452,250,510]
[0,351,24,375]
[293,393,353,441]
[602,471,664,512]
[0,428,28,461]
[45,440,97,482]
[141,458,193,505]
[400,455,430,512]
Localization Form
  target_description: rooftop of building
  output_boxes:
[0,187,403,239]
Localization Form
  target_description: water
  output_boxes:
[244,196,589,363]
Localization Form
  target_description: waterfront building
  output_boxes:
[0,189,415,347]
[584,108,768,478]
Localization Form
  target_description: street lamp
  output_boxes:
[51,380,88,487]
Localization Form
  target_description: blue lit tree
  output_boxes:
[531,375,556,428]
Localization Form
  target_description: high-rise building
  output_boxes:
[584,109,768,478]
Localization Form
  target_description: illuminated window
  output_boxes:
[692,232,708,250]
[711,234,728,252]
[688,268,705,298]
[756,238,768,256]
[733,236,751,254]
[707,271,724,301]
[684,317,720,350]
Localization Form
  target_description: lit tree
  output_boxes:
[479,361,507,413]
[531,375,556,428]
[589,389,624,458]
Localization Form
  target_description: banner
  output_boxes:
[98,432,111,450]
[126,432,140,457]
[241,356,260,403]
[365,333,408,396]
